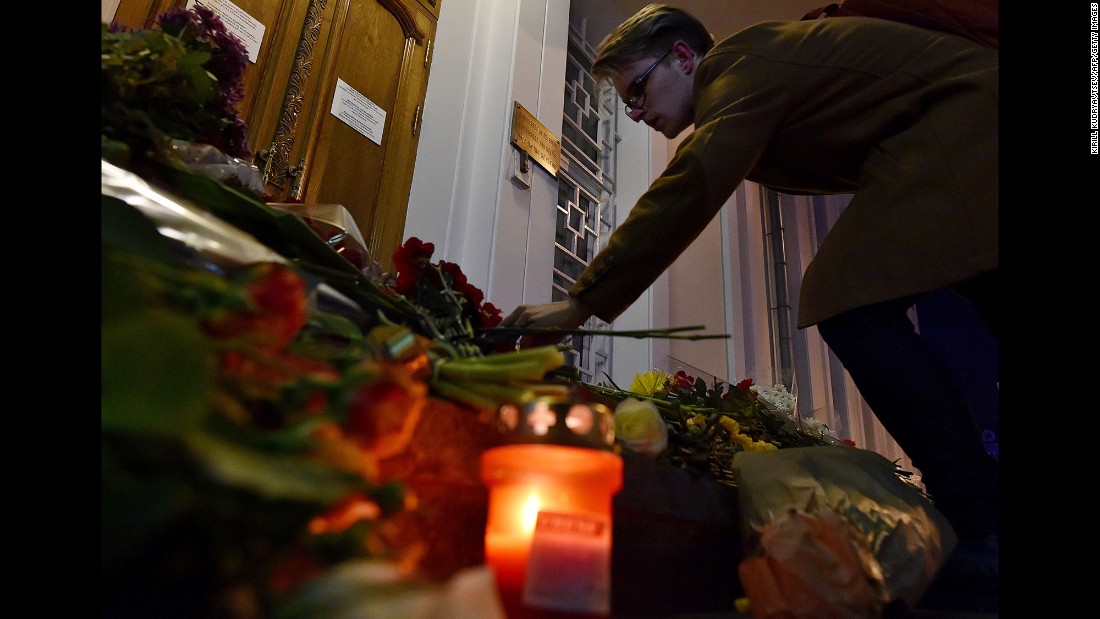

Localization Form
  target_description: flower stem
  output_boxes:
[481,325,730,340]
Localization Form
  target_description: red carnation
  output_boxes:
[343,363,427,458]
[392,237,435,275]
[203,262,308,348]
[671,370,694,391]
[479,302,503,328]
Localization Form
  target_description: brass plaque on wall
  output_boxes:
[511,101,560,177]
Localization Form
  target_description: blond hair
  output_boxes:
[591,4,715,80]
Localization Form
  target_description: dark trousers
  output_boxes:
[816,269,998,539]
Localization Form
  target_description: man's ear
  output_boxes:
[671,40,696,74]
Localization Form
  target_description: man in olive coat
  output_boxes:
[502,3,998,611]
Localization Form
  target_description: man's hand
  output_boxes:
[499,297,594,348]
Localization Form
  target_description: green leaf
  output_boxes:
[101,310,215,436]
[101,195,182,265]
[158,164,354,270]
[102,250,152,324]
[309,310,365,341]
[185,431,372,505]
[177,50,217,102]
[149,164,426,331]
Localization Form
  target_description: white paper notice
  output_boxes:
[186,0,265,64]
[331,78,387,146]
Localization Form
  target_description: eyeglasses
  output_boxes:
[623,49,672,115]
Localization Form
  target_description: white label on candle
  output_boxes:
[522,511,612,614]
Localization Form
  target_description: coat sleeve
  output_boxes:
[569,55,791,322]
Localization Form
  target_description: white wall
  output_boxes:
[406,0,570,321]
[603,100,670,388]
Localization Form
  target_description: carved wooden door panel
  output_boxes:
[106,0,438,272]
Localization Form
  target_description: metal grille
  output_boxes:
[557,25,618,384]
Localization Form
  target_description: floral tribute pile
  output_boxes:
[101,4,251,166]
[102,182,574,615]
[101,7,569,616]
[590,369,859,486]
[103,125,581,609]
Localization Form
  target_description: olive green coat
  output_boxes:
[570,17,998,328]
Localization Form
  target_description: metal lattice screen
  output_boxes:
[557,25,618,384]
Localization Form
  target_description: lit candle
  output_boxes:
[484,486,544,595]
[481,399,622,618]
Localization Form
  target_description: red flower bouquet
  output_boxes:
[101,248,429,616]
[389,237,503,354]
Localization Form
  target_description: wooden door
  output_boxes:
[264,0,434,272]
[106,0,438,273]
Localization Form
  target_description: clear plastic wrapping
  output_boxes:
[731,445,956,618]
[168,139,266,194]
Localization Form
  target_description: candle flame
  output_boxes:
[521,491,541,534]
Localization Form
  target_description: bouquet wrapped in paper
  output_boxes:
[731,446,956,618]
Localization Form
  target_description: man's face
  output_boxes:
[612,45,695,138]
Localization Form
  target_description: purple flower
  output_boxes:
[148,5,252,159]
[154,7,191,34]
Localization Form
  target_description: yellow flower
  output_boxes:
[718,416,740,434]
[629,370,669,397]
[735,597,751,614]
[687,413,709,433]
[614,397,668,458]
[720,416,777,451]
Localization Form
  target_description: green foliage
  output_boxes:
[102,24,225,153]
[584,375,830,486]
[101,309,215,435]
